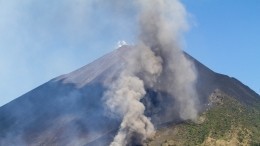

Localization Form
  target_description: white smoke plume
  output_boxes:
[136,0,199,120]
[103,44,162,145]
[104,73,154,146]
[103,0,199,145]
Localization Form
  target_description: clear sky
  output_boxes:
[0,0,259,106]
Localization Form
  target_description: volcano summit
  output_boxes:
[0,45,259,145]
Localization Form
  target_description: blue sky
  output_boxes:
[0,0,259,106]
[182,0,260,95]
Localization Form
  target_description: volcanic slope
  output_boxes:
[0,46,259,146]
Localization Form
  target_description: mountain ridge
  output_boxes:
[0,46,259,145]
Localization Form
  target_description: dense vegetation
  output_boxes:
[148,90,260,146]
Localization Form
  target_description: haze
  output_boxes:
[0,0,259,106]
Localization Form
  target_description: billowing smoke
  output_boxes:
[103,0,199,145]
[103,44,162,145]
[137,0,199,120]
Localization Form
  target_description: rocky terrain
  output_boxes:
[147,89,260,146]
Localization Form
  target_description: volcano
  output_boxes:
[0,46,259,146]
